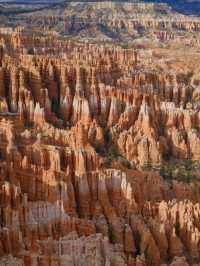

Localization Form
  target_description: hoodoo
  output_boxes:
[0,1,200,266]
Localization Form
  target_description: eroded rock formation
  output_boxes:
[0,3,200,264]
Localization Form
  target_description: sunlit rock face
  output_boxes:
[1,2,200,264]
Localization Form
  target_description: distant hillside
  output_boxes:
[0,1,200,16]
[0,0,200,41]
[1,1,198,44]
[144,0,200,15]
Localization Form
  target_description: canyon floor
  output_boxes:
[1,1,200,266]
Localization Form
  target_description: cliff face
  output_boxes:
[0,16,200,266]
